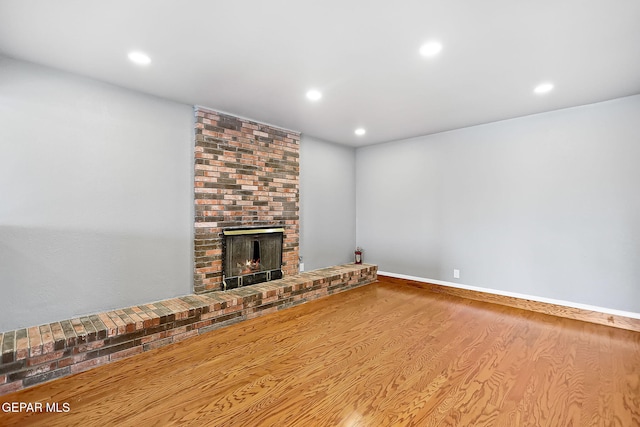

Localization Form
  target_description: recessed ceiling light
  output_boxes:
[306,89,322,101]
[419,41,443,57]
[128,51,151,65]
[534,82,554,95]
[355,128,366,136]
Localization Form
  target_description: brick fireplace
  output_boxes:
[194,107,300,293]
[0,108,378,396]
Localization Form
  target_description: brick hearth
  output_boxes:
[0,264,377,395]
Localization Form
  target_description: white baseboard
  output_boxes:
[378,271,640,320]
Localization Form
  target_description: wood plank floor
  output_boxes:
[1,278,639,426]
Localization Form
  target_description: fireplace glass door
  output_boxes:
[222,227,284,290]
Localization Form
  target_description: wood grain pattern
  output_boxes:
[1,278,638,426]
[379,274,640,333]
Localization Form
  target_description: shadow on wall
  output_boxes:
[0,225,191,332]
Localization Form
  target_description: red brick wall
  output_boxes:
[194,108,300,293]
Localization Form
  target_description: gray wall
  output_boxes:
[3,54,637,332]
[356,95,640,313]
[0,56,194,331]
[300,136,356,270]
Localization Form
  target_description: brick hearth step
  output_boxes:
[0,264,377,395]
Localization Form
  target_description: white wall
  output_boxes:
[0,56,194,331]
[356,95,640,313]
[300,136,356,270]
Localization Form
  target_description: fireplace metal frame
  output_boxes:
[221,226,284,291]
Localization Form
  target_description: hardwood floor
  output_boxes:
[1,278,639,426]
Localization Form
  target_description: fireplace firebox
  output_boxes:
[221,227,284,290]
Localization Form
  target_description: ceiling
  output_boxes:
[1,0,639,147]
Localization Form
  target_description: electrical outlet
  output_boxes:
[453,269,460,279]
[300,263,305,272]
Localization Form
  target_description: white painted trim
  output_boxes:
[378,271,640,320]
